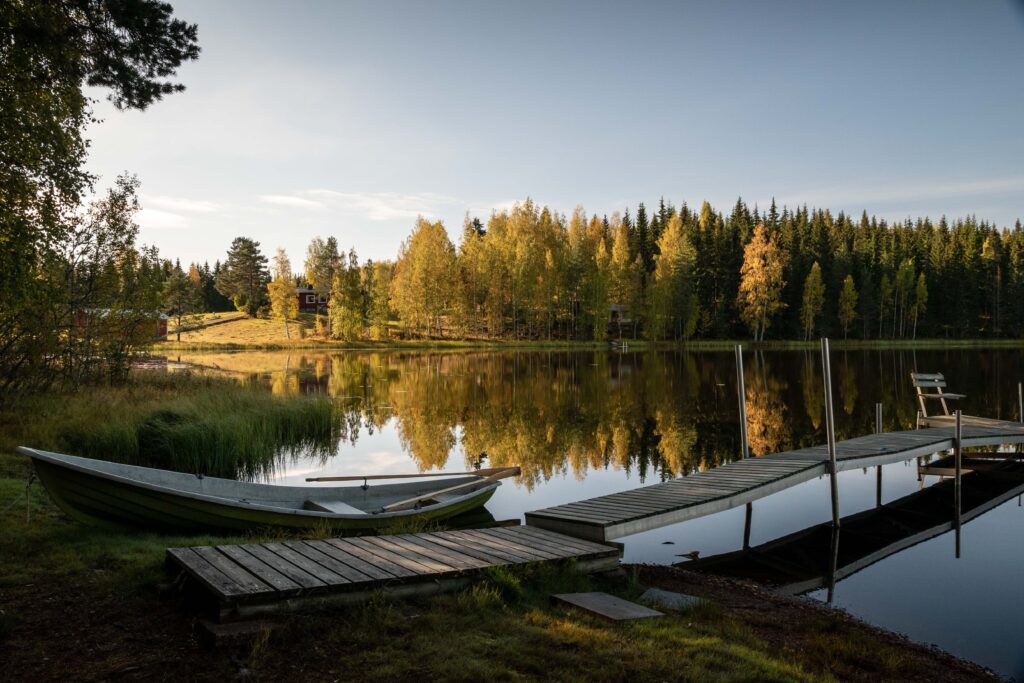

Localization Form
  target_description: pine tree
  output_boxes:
[800,262,825,340]
[838,275,858,338]
[216,237,269,316]
[912,272,928,339]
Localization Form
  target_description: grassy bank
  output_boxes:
[0,372,334,481]
[156,314,1024,351]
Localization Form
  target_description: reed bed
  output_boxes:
[4,371,337,481]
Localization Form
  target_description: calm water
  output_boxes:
[167,348,1024,679]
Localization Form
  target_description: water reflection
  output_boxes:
[169,348,1024,485]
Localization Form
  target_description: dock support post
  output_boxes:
[743,502,752,550]
[875,402,883,508]
[954,409,962,558]
[826,525,840,606]
[735,345,749,460]
[821,338,840,528]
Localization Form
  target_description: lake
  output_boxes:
[163,347,1024,679]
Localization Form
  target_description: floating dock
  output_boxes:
[682,463,1024,595]
[525,418,1024,541]
[167,525,621,620]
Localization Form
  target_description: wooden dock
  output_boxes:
[167,525,621,620]
[525,418,1024,541]
[683,464,1024,595]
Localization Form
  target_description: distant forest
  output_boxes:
[193,197,1024,342]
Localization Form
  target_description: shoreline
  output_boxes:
[153,337,1024,353]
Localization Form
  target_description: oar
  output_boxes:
[381,467,520,513]
[305,467,516,483]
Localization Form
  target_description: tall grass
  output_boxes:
[5,372,337,481]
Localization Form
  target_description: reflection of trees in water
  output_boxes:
[744,355,792,456]
[192,347,1021,489]
[801,355,822,430]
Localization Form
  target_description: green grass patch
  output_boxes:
[1,371,335,480]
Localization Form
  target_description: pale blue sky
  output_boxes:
[85,0,1024,267]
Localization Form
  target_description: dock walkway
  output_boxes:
[525,418,1024,541]
[167,525,621,620]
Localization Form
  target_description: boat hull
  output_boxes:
[30,457,497,534]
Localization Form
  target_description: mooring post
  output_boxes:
[821,338,840,528]
[875,402,883,507]
[954,408,962,558]
[826,525,840,605]
[743,502,753,550]
[735,344,749,460]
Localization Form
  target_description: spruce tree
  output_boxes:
[216,237,269,317]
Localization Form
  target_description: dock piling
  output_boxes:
[735,345,749,460]
[875,402,883,507]
[955,409,962,558]
[820,338,840,528]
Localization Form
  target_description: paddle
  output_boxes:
[305,467,517,483]
[380,467,521,513]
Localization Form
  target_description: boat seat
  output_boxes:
[302,499,368,515]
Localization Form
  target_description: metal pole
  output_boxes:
[827,526,840,605]
[1018,382,1022,425]
[821,338,840,528]
[735,345,749,459]
[875,402,883,508]
[955,408,962,558]
[743,502,752,550]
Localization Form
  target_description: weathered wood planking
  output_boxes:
[167,525,621,620]
[525,419,1024,541]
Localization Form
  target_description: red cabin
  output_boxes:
[296,287,329,313]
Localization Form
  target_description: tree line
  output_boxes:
[206,197,1024,343]
[1,0,199,398]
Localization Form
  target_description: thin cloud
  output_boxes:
[304,189,462,221]
[143,194,221,213]
[260,194,326,209]
[137,208,189,229]
[772,175,1024,209]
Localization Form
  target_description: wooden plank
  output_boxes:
[482,527,570,560]
[322,538,417,579]
[552,592,662,621]
[348,537,451,574]
[508,527,608,557]
[911,372,945,380]
[218,544,302,593]
[239,544,328,589]
[513,526,614,555]
[553,495,670,512]
[431,530,531,563]
[167,547,249,599]
[548,499,669,516]
[192,546,272,595]
[363,535,466,573]
[373,535,471,572]
[406,533,513,565]
[527,506,621,523]
[282,541,376,583]
[309,539,399,581]
[396,535,492,570]
[458,529,554,562]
